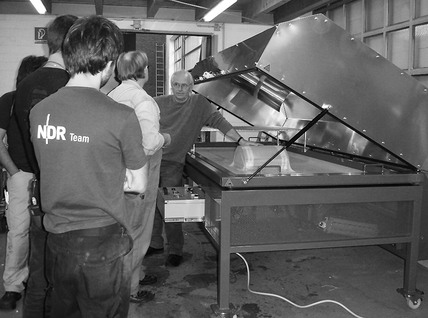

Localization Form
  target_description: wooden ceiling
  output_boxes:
[1,0,340,25]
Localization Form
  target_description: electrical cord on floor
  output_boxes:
[235,252,367,318]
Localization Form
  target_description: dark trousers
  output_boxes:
[45,223,132,318]
[23,215,49,318]
[150,160,185,255]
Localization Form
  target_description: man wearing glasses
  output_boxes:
[148,69,258,267]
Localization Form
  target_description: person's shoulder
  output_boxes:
[154,94,172,106]
[193,93,210,105]
[105,96,135,115]
[17,67,68,93]
[0,91,15,112]
[0,90,15,102]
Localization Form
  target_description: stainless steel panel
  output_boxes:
[192,14,428,171]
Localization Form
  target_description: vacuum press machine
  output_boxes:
[183,14,427,316]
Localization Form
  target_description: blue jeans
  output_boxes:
[45,223,132,318]
[128,150,162,294]
[23,215,49,318]
[4,170,32,293]
[150,160,184,255]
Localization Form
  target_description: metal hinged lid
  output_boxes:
[191,14,428,171]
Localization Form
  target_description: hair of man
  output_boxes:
[62,15,124,76]
[16,55,48,87]
[46,14,78,55]
[171,69,194,87]
[116,51,148,81]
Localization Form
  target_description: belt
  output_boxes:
[68,222,125,237]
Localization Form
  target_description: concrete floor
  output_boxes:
[1,222,428,318]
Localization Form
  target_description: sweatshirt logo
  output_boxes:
[37,114,90,144]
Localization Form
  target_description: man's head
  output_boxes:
[16,55,48,87]
[47,14,78,55]
[116,51,149,82]
[170,70,194,103]
[63,15,124,85]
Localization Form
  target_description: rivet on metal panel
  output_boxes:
[244,65,248,68]
[376,55,380,58]
[381,141,385,144]
[315,17,318,20]
[362,129,366,132]
[351,37,355,41]
[400,72,404,75]
[289,23,292,26]
[302,91,306,94]
[400,153,403,156]
[324,19,328,23]
[343,117,347,120]
[424,88,427,92]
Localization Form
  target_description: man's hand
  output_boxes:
[124,163,148,194]
[162,133,171,148]
[239,138,260,146]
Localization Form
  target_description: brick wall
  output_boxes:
[135,33,166,97]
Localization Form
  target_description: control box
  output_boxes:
[156,186,205,222]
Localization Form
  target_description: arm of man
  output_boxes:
[224,128,260,146]
[0,128,19,176]
[202,96,259,146]
[134,100,165,155]
[124,162,149,194]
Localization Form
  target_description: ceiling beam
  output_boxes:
[273,0,334,24]
[94,0,103,16]
[194,0,214,21]
[147,0,162,18]
[41,0,52,13]
[244,0,290,19]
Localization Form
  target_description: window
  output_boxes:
[172,35,209,71]
[366,0,384,31]
[415,23,428,68]
[319,0,428,83]
[415,0,428,18]
[389,0,410,25]
[387,28,409,69]
[347,0,363,35]
[330,6,345,29]
[365,34,385,56]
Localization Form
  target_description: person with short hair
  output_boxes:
[149,70,259,267]
[29,16,148,318]
[11,14,78,317]
[0,55,48,311]
[108,50,170,303]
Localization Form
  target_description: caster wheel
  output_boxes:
[407,298,421,309]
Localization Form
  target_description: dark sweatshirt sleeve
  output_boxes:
[201,96,233,134]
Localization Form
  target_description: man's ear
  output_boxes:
[104,61,113,72]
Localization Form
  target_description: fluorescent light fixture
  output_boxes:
[203,0,237,22]
[30,0,47,14]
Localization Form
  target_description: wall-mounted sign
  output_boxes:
[35,27,47,43]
